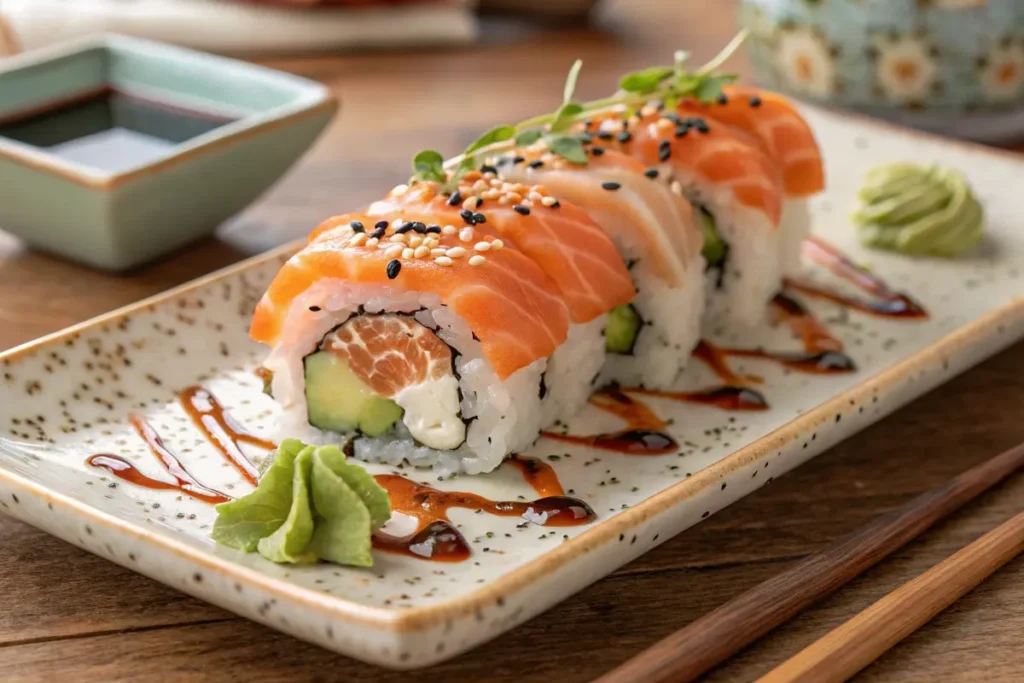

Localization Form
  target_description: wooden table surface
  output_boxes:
[1,2,1022,681]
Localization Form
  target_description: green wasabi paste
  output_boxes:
[853,163,983,258]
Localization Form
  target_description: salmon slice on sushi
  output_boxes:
[587,108,786,328]
[251,205,573,475]
[675,84,825,275]
[493,145,706,389]
[364,173,635,424]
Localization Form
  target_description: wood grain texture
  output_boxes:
[596,444,1024,683]
[1,1,1023,681]
[760,511,1024,683]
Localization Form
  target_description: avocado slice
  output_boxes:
[699,208,728,268]
[304,352,403,437]
[606,304,642,355]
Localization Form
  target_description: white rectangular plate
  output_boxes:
[1,106,1023,670]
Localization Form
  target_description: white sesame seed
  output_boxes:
[378,241,390,249]
[541,152,555,164]
[482,189,500,201]
[434,256,453,267]
[491,239,504,251]
[446,246,467,259]
[533,184,549,195]
[522,199,535,208]
[541,196,558,207]
[459,227,475,243]
[385,245,403,258]
[483,171,497,180]
[528,191,544,202]
[424,237,440,249]
[442,225,457,235]
[365,237,379,247]
[469,255,486,266]
[506,192,523,204]
[462,196,481,211]
[641,104,658,118]
[471,180,488,193]
[655,118,674,132]
[408,235,423,248]
[402,248,414,260]
[474,241,491,252]
[498,196,511,205]
[391,184,408,195]
[414,245,430,259]
[431,248,447,257]
[670,180,683,195]
[390,233,407,243]
[350,233,367,246]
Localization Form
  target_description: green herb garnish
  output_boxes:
[410,31,748,189]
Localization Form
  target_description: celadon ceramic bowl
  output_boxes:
[0,34,337,271]
[740,0,1024,144]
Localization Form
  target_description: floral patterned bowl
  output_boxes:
[740,0,1024,143]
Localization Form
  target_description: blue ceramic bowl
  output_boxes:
[0,35,337,270]
[740,0,1024,143]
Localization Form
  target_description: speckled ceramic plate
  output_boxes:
[1,106,1023,670]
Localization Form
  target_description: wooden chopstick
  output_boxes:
[758,508,1024,683]
[593,442,1024,683]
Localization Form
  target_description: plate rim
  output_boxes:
[2,106,1024,636]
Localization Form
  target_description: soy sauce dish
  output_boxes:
[0,34,337,270]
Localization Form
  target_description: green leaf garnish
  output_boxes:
[412,150,447,184]
[619,66,674,94]
[463,125,517,157]
[562,59,583,104]
[694,74,739,102]
[550,102,584,133]
[515,129,544,146]
[547,135,588,165]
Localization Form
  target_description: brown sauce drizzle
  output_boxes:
[541,388,677,455]
[87,414,229,504]
[630,385,769,411]
[788,237,928,319]
[371,467,595,562]
[506,454,565,497]
[179,386,271,486]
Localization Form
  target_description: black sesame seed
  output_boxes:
[577,132,593,144]
[528,160,544,169]
[460,209,475,224]
[411,221,427,233]
[480,164,498,175]
[601,181,621,191]
[749,95,762,108]
[551,200,561,208]
[308,306,321,312]
[591,146,605,156]
[597,131,614,140]
[717,94,729,105]
[473,212,487,224]
[350,221,364,233]
[675,125,689,138]
[513,205,531,216]
[425,225,442,234]
[644,168,659,179]
[374,220,389,231]
[395,223,414,234]
[662,112,681,124]
[583,118,593,129]
[386,260,402,279]
[617,131,632,143]
[370,227,386,239]
[658,140,672,161]
[695,119,710,134]
[447,191,463,207]
[513,155,526,164]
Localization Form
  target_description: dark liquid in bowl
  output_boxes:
[0,86,240,173]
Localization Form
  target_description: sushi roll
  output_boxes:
[586,108,786,328]
[494,146,705,389]
[676,85,825,275]
[364,174,635,424]
[251,175,634,475]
